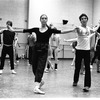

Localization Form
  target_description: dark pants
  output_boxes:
[29,46,33,65]
[73,49,91,88]
[0,45,14,70]
[32,43,48,83]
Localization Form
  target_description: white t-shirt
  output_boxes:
[76,26,95,50]
[50,34,60,47]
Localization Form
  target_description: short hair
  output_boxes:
[6,21,13,26]
[79,13,88,21]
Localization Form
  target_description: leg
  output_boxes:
[71,49,75,66]
[97,59,100,72]
[83,50,91,89]
[73,50,83,85]
[97,54,100,73]
[8,46,16,74]
[54,48,59,70]
[34,50,48,94]
[44,57,50,73]
[29,47,31,65]
[32,46,38,76]
[0,46,7,70]
[71,53,75,66]
[35,51,48,82]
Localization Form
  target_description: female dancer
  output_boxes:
[13,14,75,94]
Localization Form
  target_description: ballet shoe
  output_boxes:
[34,86,45,94]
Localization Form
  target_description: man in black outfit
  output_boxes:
[0,21,16,74]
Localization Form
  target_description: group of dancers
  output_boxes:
[0,13,100,94]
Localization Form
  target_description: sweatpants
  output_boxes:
[0,45,14,70]
[73,49,91,88]
[32,43,48,83]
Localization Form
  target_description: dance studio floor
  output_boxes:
[0,59,100,98]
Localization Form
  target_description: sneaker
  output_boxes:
[90,65,93,69]
[83,87,89,92]
[54,68,57,71]
[11,70,16,74]
[39,81,44,89]
[73,82,77,86]
[0,70,3,74]
[34,87,45,94]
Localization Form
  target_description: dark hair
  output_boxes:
[79,13,88,21]
[6,21,13,26]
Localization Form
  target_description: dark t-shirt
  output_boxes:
[23,28,61,44]
[3,30,15,45]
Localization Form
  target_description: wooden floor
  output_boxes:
[0,59,100,98]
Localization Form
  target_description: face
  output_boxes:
[40,14,48,26]
[6,21,12,29]
[80,16,88,26]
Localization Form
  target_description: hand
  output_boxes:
[49,23,56,29]
[75,26,80,30]
[7,25,14,32]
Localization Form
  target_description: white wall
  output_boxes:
[0,0,28,28]
[28,0,93,27]
[93,0,100,26]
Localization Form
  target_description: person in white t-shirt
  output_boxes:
[50,33,61,70]
[72,13,100,92]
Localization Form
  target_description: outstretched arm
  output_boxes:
[61,29,75,34]
[64,38,77,42]
[50,23,75,34]
[7,25,23,33]
[0,29,5,34]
